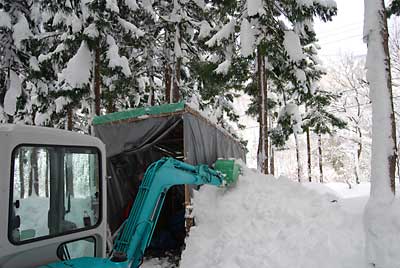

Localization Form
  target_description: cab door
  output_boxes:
[2,145,104,268]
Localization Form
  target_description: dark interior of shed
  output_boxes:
[108,120,186,258]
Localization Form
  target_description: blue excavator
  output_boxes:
[0,124,239,268]
[41,157,237,268]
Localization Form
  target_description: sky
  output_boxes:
[314,0,367,61]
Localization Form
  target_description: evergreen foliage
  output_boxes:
[0,0,339,146]
[303,90,347,135]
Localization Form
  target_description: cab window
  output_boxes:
[9,145,100,244]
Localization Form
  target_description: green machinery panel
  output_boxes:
[214,159,240,186]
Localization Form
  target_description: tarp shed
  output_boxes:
[93,102,246,248]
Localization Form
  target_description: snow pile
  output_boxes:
[181,164,365,268]
[19,196,50,237]
[324,182,370,199]
[303,182,370,215]
[18,196,96,238]
[364,198,400,268]
[142,257,177,268]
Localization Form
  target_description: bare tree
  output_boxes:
[329,54,370,184]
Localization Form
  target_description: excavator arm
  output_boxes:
[112,157,226,267]
[41,157,236,268]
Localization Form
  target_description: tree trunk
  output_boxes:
[346,179,352,189]
[94,47,101,116]
[29,148,39,196]
[165,63,172,103]
[306,127,312,182]
[318,133,323,183]
[364,2,398,266]
[270,147,275,176]
[257,49,269,174]
[164,29,173,104]
[19,149,25,199]
[45,150,49,198]
[146,47,156,106]
[294,133,302,182]
[87,46,101,135]
[66,112,74,197]
[366,0,397,196]
[28,152,32,196]
[354,152,360,185]
[385,27,398,195]
[172,57,181,103]
[149,84,155,106]
[65,154,74,197]
[355,89,362,184]
[172,25,182,103]
[148,75,155,106]
[269,116,275,175]
[397,141,400,185]
[355,126,362,184]
[106,97,116,113]
[67,107,73,131]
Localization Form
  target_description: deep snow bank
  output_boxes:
[180,165,365,268]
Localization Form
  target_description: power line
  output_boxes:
[319,34,363,46]
[319,54,366,58]
[317,20,364,30]
[241,96,400,130]
[317,23,364,39]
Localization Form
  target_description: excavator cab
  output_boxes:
[0,125,107,268]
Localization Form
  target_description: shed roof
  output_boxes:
[92,102,185,126]
[92,102,245,150]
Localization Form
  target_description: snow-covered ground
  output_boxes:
[178,164,368,268]
[303,182,370,215]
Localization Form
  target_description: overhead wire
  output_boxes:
[317,23,364,39]
[241,95,400,130]
[319,34,363,46]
